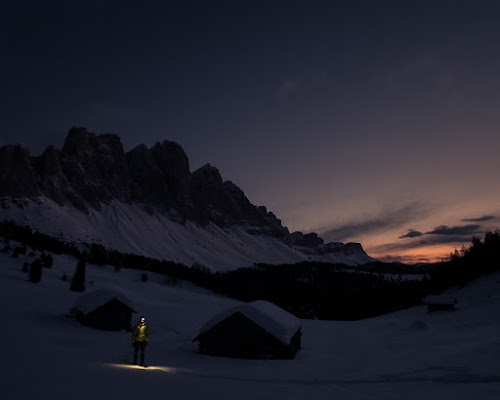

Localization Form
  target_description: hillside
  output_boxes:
[2,246,500,399]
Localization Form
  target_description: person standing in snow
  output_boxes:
[132,316,149,366]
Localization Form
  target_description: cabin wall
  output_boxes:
[78,300,133,331]
[198,312,298,359]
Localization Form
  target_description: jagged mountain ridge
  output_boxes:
[0,128,372,269]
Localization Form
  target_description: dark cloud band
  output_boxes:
[462,215,496,223]
[425,224,482,236]
[320,202,429,242]
[399,229,423,239]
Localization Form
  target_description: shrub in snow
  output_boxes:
[12,245,27,258]
[41,252,53,268]
[165,274,179,287]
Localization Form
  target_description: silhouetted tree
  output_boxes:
[88,243,107,265]
[12,247,21,258]
[70,252,86,292]
[22,261,29,273]
[29,259,42,283]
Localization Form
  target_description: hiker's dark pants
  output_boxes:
[133,341,147,365]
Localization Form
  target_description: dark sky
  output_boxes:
[2,0,500,263]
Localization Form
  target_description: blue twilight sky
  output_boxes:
[1,0,500,263]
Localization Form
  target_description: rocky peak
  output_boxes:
[96,133,126,161]
[151,140,190,175]
[0,144,39,197]
[61,127,94,155]
[151,140,191,211]
[62,127,125,163]
[0,145,39,197]
[126,144,168,208]
[290,231,324,247]
[126,144,160,174]
[190,164,287,237]
[192,163,223,185]
[34,145,61,177]
[32,145,71,206]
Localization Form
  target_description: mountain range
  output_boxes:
[0,127,372,269]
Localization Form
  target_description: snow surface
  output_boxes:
[2,248,500,399]
[196,300,301,344]
[0,197,372,271]
[424,295,458,306]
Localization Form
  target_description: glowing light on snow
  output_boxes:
[105,363,180,374]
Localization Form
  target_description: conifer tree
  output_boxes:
[22,262,29,273]
[70,252,86,292]
[29,259,42,283]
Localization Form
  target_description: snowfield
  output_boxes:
[0,198,372,270]
[2,248,500,399]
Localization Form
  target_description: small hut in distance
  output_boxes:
[425,295,457,312]
[193,300,302,359]
[72,287,136,331]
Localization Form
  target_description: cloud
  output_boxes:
[399,229,423,239]
[368,223,488,263]
[369,239,434,255]
[462,215,496,223]
[397,218,495,243]
[320,205,497,263]
[425,224,482,236]
[371,235,471,255]
[320,202,429,242]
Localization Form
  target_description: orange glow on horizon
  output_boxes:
[368,244,461,264]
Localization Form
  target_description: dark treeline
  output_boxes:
[0,219,80,256]
[207,263,435,320]
[2,219,499,320]
[434,230,500,288]
[0,219,187,276]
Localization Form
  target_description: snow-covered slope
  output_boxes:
[2,248,500,399]
[0,197,372,270]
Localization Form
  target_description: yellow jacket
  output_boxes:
[132,322,149,343]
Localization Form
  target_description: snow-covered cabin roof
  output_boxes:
[196,300,301,344]
[73,287,136,315]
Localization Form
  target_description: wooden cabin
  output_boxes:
[193,300,302,359]
[72,287,136,331]
[425,295,457,312]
